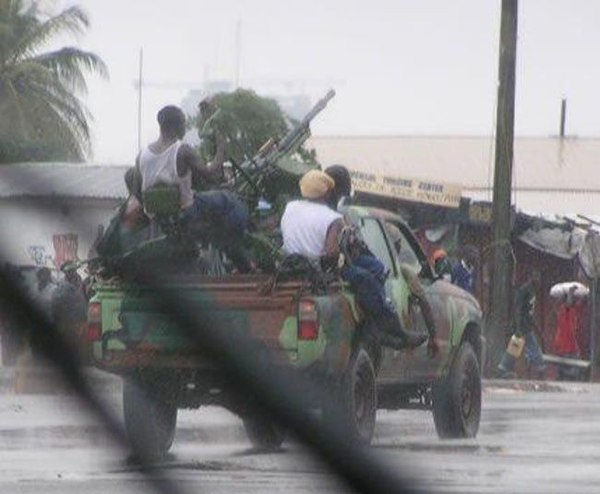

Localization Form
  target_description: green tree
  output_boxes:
[194,88,319,201]
[0,0,107,163]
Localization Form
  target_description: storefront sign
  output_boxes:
[350,170,462,208]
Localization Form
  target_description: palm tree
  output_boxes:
[0,0,108,162]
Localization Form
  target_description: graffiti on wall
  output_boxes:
[26,234,79,268]
[27,245,53,266]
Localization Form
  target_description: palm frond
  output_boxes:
[0,1,105,162]
[15,85,89,160]
[0,77,28,138]
[9,5,89,64]
[35,47,108,93]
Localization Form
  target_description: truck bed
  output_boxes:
[90,274,353,374]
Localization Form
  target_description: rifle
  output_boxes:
[233,89,336,199]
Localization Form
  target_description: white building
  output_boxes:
[0,163,128,268]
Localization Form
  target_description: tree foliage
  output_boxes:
[0,0,108,163]
[195,88,319,169]
[193,88,320,203]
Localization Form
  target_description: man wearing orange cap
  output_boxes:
[281,170,426,350]
[281,170,344,259]
[431,249,453,281]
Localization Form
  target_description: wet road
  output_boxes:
[0,380,597,494]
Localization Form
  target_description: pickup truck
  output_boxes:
[88,204,483,458]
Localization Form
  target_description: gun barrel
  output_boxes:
[299,89,335,127]
[278,89,336,152]
[235,89,336,197]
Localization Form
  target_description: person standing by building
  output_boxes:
[553,285,585,380]
[452,257,475,294]
[34,267,57,320]
[431,249,453,282]
[51,263,87,361]
[497,275,546,379]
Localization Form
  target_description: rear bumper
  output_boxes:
[93,349,334,412]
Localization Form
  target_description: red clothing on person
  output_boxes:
[553,303,582,356]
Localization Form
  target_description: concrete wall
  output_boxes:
[0,197,120,267]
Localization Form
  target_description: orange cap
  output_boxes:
[431,248,447,262]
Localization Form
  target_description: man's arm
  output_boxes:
[324,218,344,259]
[177,142,224,187]
[401,265,439,356]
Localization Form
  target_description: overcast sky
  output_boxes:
[52,0,600,163]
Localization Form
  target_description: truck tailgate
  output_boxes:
[94,275,307,364]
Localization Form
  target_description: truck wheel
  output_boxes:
[242,416,286,450]
[324,347,377,445]
[432,341,481,439]
[123,379,178,460]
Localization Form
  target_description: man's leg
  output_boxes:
[524,331,546,378]
[402,266,437,338]
[497,333,521,378]
[352,253,387,285]
[184,191,252,272]
[219,194,252,272]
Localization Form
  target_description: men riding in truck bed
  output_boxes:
[280,169,426,351]
[134,105,252,272]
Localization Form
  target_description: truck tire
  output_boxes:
[432,341,481,439]
[123,379,178,460]
[324,346,377,445]
[242,416,286,450]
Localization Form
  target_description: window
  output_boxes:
[384,221,421,274]
[360,218,395,275]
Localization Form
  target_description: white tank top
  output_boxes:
[280,200,343,259]
[139,141,194,209]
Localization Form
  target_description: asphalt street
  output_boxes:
[0,375,597,494]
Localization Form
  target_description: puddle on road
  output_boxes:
[0,425,115,449]
[375,442,504,454]
[231,446,288,457]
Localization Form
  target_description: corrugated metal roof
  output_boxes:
[309,135,600,216]
[309,135,600,190]
[0,162,129,200]
[466,189,600,216]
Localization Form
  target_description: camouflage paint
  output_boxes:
[91,206,482,386]
[278,316,298,352]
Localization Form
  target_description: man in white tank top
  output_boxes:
[136,105,223,210]
[131,105,252,272]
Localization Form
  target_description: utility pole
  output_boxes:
[234,19,242,89]
[486,0,518,375]
[137,48,144,153]
[560,98,567,138]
